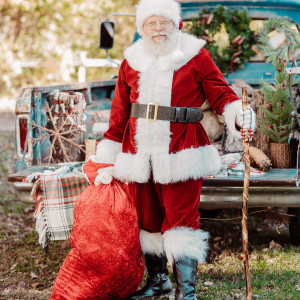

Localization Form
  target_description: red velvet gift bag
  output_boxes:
[50,171,143,299]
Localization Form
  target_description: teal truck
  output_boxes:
[8,0,300,244]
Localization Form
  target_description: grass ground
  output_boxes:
[0,130,299,299]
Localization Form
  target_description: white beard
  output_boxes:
[143,30,179,57]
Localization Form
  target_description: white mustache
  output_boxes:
[151,31,168,37]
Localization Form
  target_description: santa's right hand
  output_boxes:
[94,166,114,185]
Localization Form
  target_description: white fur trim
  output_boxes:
[115,145,221,184]
[124,33,206,72]
[114,152,151,183]
[124,39,154,72]
[223,100,242,138]
[136,0,181,36]
[172,50,185,64]
[94,139,122,164]
[139,230,164,256]
[152,146,221,183]
[162,227,209,266]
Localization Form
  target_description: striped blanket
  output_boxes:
[31,163,89,247]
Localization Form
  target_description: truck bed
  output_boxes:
[201,169,300,209]
[8,167,300,208]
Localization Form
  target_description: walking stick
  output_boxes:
[241,87,252,299]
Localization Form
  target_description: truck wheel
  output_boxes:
[288,207,300,245]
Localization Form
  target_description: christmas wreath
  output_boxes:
[188,5,256,74]
[256,18,300,62]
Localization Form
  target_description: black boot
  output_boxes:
[173,257,198,300]
[126,254,173,299]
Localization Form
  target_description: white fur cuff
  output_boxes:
[94,139,122,164]
[162,227,209,266]
[139,230,163,256]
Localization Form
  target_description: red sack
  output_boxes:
[51,177,144,299]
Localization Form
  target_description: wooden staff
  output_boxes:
[241,87,252,299]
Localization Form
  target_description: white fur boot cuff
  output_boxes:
[162,227,209,266]
[139,230,164,256]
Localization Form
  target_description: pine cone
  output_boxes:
[249,146,272,171]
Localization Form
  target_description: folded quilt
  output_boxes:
[27,162,89,247]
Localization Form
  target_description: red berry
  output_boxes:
[277,67,281,71]
[283,59,286,63]
[283,87,286,90]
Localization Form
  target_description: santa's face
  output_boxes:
[143,16,175,44]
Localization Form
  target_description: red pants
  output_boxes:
[128,178,203,234]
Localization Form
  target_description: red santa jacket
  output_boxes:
[95,32,239,184]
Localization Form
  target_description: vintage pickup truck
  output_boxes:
[8,0,300,244]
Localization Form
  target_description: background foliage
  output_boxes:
[188,5,256,73]
[0,0,139,100]
[258,53,295,143]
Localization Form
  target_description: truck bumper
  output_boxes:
[13,182,34,204]
[11,181,300,208]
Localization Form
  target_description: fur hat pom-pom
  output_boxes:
[172,49,185,63]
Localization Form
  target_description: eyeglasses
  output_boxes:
[143,19,173,30]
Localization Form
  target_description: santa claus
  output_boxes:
[92,0,255,299]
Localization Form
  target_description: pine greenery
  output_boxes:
[258,53,295,143]
[257,18,300,63]
[188,5,256,73]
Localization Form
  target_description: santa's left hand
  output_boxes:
[223,100,256,138]
[235,107,256,130]
[94,166,115,185]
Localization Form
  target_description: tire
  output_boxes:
[288,207,300,245]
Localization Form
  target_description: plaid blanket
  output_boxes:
[31,163,89,247]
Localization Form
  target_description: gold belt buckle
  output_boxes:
[146,103,158,122]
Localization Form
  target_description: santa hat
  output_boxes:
[136,0,181,36]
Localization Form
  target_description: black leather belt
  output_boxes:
[130,103,203,123]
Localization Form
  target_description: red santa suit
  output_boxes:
[94,31,241,265]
